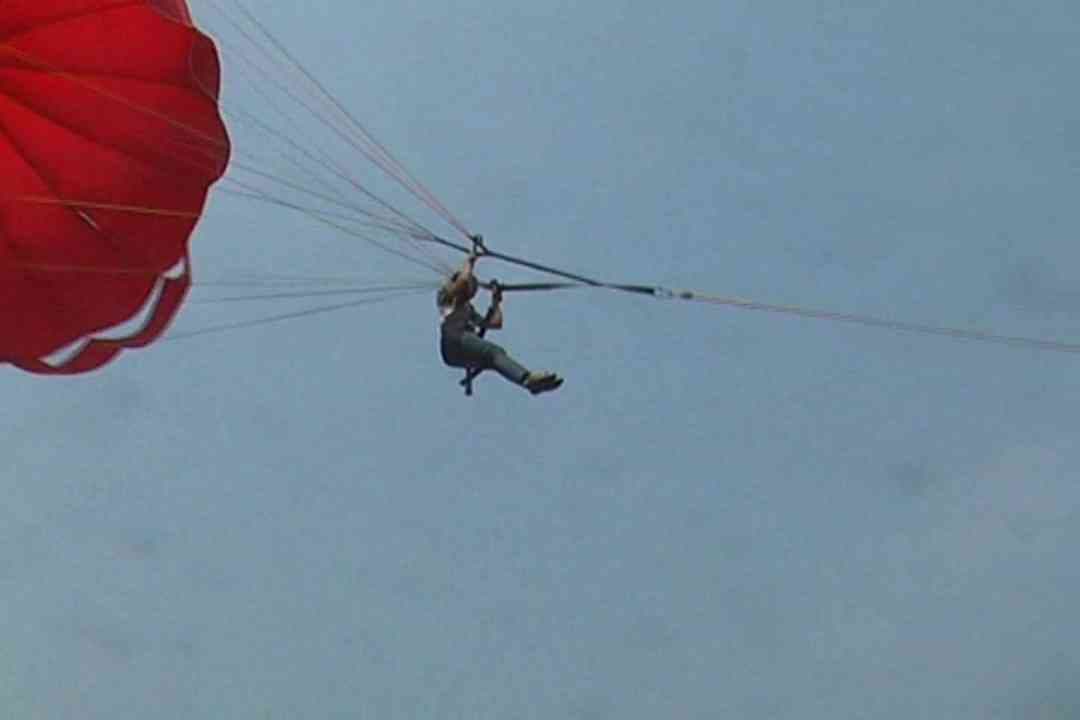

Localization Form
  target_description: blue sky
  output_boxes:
[3,1,1080,717]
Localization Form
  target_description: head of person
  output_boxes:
[449,271,479,301]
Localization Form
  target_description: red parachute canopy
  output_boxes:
[0,0,230,373]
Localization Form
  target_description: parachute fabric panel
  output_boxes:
[0,0,229,373]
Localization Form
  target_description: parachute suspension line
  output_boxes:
[220,94,350,204]
[192,274,437,289]
[15,197,199,219]
[208,41,432,240]
[190,276,439,306]
[216,185,451,276]
[223,0,468,238]
[676,292,1080,354]
[202,10,456,273]
[208,103,448,273]
[165,285,431,342]
[211,33,371,199]
[221,140,452,274]
[207,0,474,239]
[217,187,425,238]
[221,76,364,210]
[190,282,437,305]
[218,116,454,275]
[221,162,424,239]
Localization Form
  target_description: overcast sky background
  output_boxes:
[4,1,1080,717]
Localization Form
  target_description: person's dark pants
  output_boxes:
[441,331,529,385]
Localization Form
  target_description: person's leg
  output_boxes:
[484,346,561,393]
[489,347,530,385]
[442,333,528,385]
[442,333,561,393]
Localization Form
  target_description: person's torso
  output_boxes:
[437,291,480,334]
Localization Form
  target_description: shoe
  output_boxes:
[524,371,563,395]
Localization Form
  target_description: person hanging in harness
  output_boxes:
[437,242,563,395]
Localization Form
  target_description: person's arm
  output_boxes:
[483,284,504,330]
